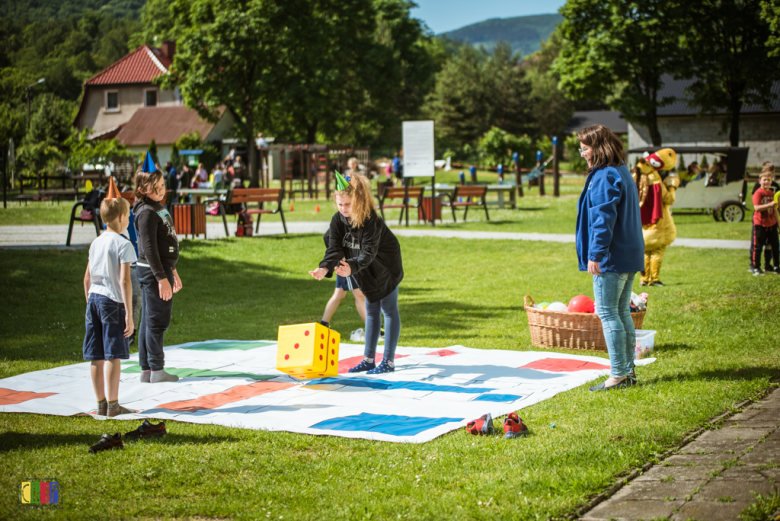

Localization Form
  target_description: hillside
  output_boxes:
[0,0,144,21]
[441,13,562,56]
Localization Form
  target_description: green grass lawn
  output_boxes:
[0,175,754,241]
[1,235,778,519]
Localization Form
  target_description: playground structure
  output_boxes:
[258,143,371,200]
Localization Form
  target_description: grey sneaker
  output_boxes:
[107,401,134,417]
[753,268,765,276]
[150,369,179,383]
[97,399,108,416]
[140,371,151,383]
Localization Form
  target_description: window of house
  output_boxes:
[144,89,158,107]
[105,90,119,112]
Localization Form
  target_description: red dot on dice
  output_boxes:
[305,330,310,336]
[284,354,290,360]
[294,343,299,349]
[319,355,323,360]
[320,343,324,349]
[331,349,335,355]
[332,338,336,344]
[330,360,334,365]
[321,333,325,339]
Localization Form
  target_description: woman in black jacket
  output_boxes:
[309,174,403,374]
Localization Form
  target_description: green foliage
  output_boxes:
[678,154,686,172]
[524,31,576,139]
[0,103,26,150]
[17,94,72,173]
[0,0,145,21]
[148,139,159,166]
[683,0,780,146]
[764,0,780,57]
[553,0,689,146]
[65,128,135,170]
[701,155,709,169]
[739,486,780,521]
[565,133,588,173]
[478,127,533,168]
[172,131,220,172]
[426,43,536,150]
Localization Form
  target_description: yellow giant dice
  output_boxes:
[276,323,340,379]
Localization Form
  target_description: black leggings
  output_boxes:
[751,224,779,270]
[137,266,174,371]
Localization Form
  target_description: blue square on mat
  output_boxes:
[473,394,522,402]
[310,413,464,436]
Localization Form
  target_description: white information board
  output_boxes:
[402,120,435,178]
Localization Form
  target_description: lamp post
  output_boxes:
[25,78,46,131]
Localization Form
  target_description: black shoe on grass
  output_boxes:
[125,420,166,440]
[89,433,123,453]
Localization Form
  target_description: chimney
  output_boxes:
[161,40,176,59]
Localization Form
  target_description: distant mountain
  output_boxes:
[441,13,563,57]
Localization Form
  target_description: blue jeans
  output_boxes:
[593,272,636,378]
[364,286,401,362]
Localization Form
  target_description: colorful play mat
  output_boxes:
[0,340,655,443]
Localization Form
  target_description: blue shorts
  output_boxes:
[335,274,359,291]
[83,294,129,360]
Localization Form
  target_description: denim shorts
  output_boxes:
[335,274,359,291]
[83,293,129,360]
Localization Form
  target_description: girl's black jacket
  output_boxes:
[319,211,403,303]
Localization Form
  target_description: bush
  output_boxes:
[478,127,533,168]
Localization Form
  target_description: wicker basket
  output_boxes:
[524,295,646,351]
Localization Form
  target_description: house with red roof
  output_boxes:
[74,41,234,165]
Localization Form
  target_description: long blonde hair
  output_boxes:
[334,174,375,228]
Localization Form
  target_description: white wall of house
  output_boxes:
[79,85,180,134]
[628,114,780,168]
[128,145,172,166]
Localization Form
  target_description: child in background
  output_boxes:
[133,155,183,383]
[83,197,136,417]
[750,162,780,273]
[751,169,780,276]
[309,173,403,374]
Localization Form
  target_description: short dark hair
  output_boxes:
[577,124,625,170]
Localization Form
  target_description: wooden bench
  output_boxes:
[219,188,287,235]
[440,185,489,222]
[378,186,427,226]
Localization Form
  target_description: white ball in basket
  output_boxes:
[545,302,569,312]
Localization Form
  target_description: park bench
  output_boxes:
[217,188,287,235]
[378,185,427,226]
[440,185,489,222]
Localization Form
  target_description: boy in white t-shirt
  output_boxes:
[82,197,137,417]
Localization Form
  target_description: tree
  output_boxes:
[66,128,135,170]
[155,0,298,187]
[524,31,576,139]
[478,127,533,168]
[765,0,780,56]
[425,45,494,147]
[484,42,536,138]
[148,138,159,166]
[684,0,780,146]
[553,0,688,146]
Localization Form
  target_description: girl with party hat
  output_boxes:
[309,171,404,374]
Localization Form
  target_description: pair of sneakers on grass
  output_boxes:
[88,420,166,453]
[467,413,530,439]
[348,356,394,375]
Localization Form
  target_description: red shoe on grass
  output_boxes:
[503,413,530,438]
[466,413,495,435]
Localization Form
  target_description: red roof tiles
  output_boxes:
[85,45,172,86]
[115,106,227,146]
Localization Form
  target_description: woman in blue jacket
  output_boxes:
[575,125,644,391]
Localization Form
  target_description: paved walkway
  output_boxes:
[580,387,780,521]
[0,222,750,250]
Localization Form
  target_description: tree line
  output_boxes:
[3,0,780,183]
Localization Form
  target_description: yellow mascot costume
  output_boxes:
[633,148,679,287]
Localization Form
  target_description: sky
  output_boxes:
[411,0,567,34]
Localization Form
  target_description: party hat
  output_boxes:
[143,151,157,173]
[334,170,349,191]
[106,176,119,199]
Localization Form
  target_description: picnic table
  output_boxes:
[425,183,517,209]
